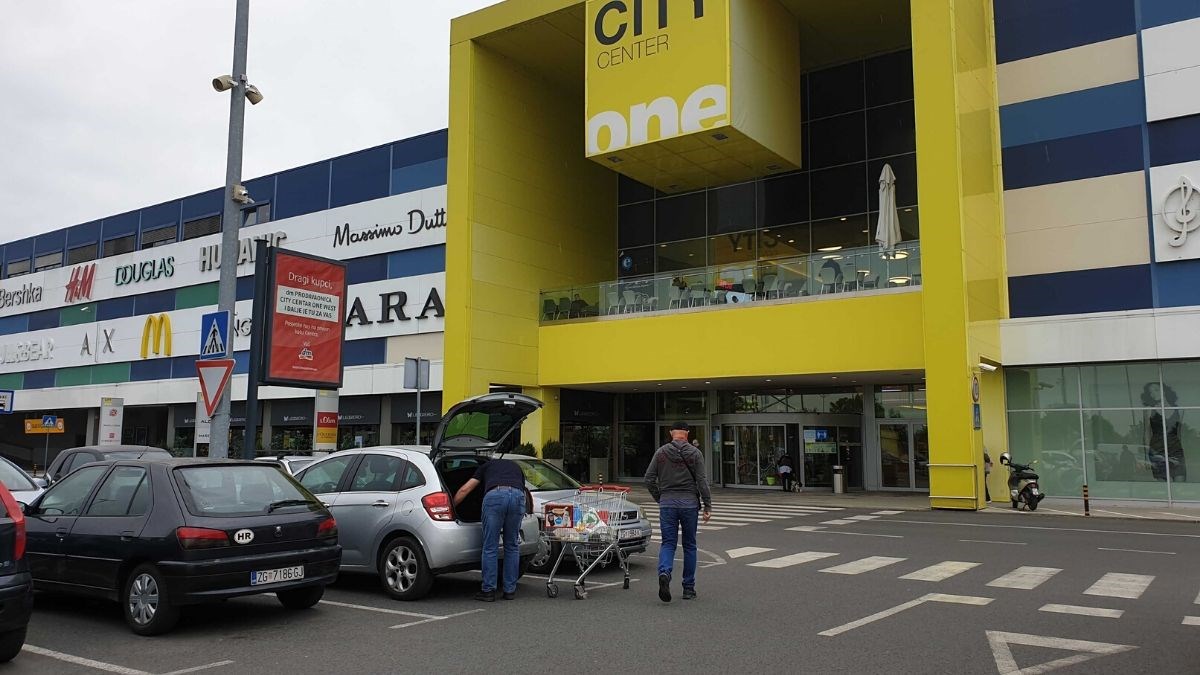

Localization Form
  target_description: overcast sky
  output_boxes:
[0,0,503,246]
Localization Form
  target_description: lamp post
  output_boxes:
[208,0,262,458]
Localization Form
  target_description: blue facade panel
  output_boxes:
[170,356,195,379]
[67,221,102,247]
[1008,265,1153,317]
[97,297,136,321]
[388,245,446,278]
[5,239,32,261]
[347,254,388,286]
[274,163,330,220]
[140,201,180,232]
[1140,0,1200,28]
[1154,260,1200,307]
[994,0,1136,64]
[392,131,448,168]
[34,231,66,256]
[1002,126,1144,190]
[234,351,250,375]
[134,290,175,316]
[130,359,173,382]
[0,316,28,336]
[24,370,55,389]
[181,189,223,221]
[331,146,390,208]
[242,175,277,215]
[1148,113,1200,167]
[343,338,386,367]
[26,310,59,332]
[237,276,255,301]
[102,211,139,239]
[999,81,1144,148]
[391,158,448,195]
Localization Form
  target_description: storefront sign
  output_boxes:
[80,328,116,358]
[2,338,54,364]
[333,208,446,249]
[199,231,287,272]
[140,313,172,358]
[194,394,212,448]
[344,289,445,326]
[115,256,174,286]
[0,283,43,310]
[262,249,348,389]
[314,391,339,452]
[98,397,124,446]
[64,264,95,303]
[1153,169,1200,262]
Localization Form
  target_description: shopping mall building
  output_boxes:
[5,0,1200,508]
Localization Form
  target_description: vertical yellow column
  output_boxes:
[980,368,1009,504]
[443,39,477,412]
[521,386,560,456]
[912,0,1007,510]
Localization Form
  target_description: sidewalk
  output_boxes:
[983,497,1200,523]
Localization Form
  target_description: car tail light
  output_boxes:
[0,489,26,561]
[317,516,338,539]
[422,492,454,522]
[176,527,230,550]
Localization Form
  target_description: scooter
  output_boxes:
[1000,452,1044,511]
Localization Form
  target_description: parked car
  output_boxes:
[44,445,172,485]
[256,455,317,476]
[23,458,341,635]
[0,456,45,505]
[0,482,32,662]
[503,455,651,574]
[294,392,544,600]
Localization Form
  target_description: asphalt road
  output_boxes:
[7,501,1200,674]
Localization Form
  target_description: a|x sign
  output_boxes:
[101,328,115,354]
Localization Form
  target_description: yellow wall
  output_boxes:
[539,291,925,386]
[912,0,1007,510]
[445,15,616,412]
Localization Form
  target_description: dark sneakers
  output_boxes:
[682,587,697,600]
[475,591,496,602]
[502,592,515,600]
[658,574,672,603]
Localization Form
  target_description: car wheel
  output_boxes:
[0,627,25,663]
[527,535,557,574]
[276,585,325,610]
[379,536,434,601]
[123,564,180,636]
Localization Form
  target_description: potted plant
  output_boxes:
[542,440,565,469]
[513,442,538,457]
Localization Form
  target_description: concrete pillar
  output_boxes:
[85,408,98,446]
[862,385,881,490]
[379,395,393,445]
[520,386,560,456]
[260,400,273,454]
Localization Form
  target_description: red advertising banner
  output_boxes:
[261,249,348,389]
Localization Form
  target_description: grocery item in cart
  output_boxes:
[544,503,574,529]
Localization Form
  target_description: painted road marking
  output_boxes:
[786,525,826,532]
[820,531,903,539]
[845,515,880,521]
[819,593,991,637]
[960,539,1026,545]
[320,599,442,619]
[647,516,761,525]
[645,524,727,532]
[1183,616,1200,626]
[821,556,906,575]
[1094,509,1150,519]
[987,631,1135,674]
[1097,547,1176,555]
[22,645,234,675]
[1083,573,1154,599]
[1195,588,1200,605]
[872,510,904,515]
[1039,604,1124,619]
[820,519,858,525]
[884,518,1200,539]
[986,566,1062,590]
[390,609,485,630]
[900,561,981,582]
[749,551,839,569]
[726,546,775,559]
[709,501,843,511]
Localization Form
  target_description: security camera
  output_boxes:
[212,75,236,92]
[978,362,998,373]
[244,84,263,105]
[232,184,254,204]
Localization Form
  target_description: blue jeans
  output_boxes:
[480,487,524,593]
[657,506,698,588]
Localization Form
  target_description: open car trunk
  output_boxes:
[437,456,485,523]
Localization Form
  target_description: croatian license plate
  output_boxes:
[619,529,643,541]
[250,565,304,586]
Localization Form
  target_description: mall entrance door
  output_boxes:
[878,421,929,490]
[714,415,862,489]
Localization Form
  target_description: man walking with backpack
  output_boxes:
[644,422,712,602]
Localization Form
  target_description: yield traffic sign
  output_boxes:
[196,359,236,418]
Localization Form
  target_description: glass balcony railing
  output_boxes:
[540,241,921,322]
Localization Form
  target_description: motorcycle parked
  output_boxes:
[999,452,1044,511]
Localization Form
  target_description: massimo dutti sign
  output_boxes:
[333,207,447,249]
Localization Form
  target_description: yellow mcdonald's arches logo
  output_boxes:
[140,313,172,358]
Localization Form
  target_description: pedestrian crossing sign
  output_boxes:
[199,310,230,361]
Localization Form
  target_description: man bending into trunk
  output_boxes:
[644,422,712,602]
[454,457,526,601]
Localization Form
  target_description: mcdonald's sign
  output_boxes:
[140,313,172,358]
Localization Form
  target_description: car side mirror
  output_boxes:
[33,477,48,489]
[16,503,25,514]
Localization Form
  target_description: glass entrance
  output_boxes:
[879,422,929,490]
[720,424,787,486]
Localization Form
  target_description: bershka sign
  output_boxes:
[261,249,348,389]
[115,256,174,286]
[0,283,42,310]
[333,208,446,248]
[199,231,287,272]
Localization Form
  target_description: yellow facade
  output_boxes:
[447,0,1009,508]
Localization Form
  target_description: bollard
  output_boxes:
[1082,483,1090,517]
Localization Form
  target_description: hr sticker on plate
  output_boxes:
[234,529,255,545]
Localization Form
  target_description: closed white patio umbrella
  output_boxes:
[875,163,902,254]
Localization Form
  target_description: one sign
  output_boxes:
[25,418,64,434]
[805,442,838,455]
[0,390,12,415]
[197,359,236,418]
[261,249,348,389]
[194,394,212,448]
[404,357,430,390]
[973,403,982,431]
[971,376,980,404]
[314,390,339,452]
[42,415,56,428]
[98,397,124,446]
[199,310,230,360]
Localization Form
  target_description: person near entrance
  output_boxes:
[644,422,712,603]
[453,457,526,602]
[777,453,795,492]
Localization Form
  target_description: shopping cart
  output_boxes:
[543,485,632,600]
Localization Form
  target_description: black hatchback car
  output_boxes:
[44,445,172,485]
[0,483,31,662]
[22,458,341,635]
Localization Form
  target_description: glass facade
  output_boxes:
[1007,363,1200,501]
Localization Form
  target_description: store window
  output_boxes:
[103,235,136,258]
[876,385,926,419]
[183,215,221,241]
[140,224,178,249]
[67,244,98,265]
[6,259,30,277]
[34,251,63,271]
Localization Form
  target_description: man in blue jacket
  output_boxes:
[644,422,712,602]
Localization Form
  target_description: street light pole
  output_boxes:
[209,0,251,459]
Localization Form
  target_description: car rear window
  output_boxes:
[174,465,318,517]
[105,450,171,460]
[513,459,579,491]
[0,461,35,492]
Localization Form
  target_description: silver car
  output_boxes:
[0,457,44,505]
[255,455,317,475]
[295,393,543,600]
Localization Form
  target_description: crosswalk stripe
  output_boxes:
[726,547,775,559]
[1083,573,1154,599]
[1040,604,1124,619]
[872,510,903,515]
[820,556,906,575]
[1184,616,1200,626]
[646,517,749,526]
[703,510,793,519]
[820,519,857,525]
[899,561,981,582]
[647,525,727,532]
[786,526,825,532]
[708,501,843,511]
[748,551,839,569]
[986,566,1062,590]
[1193,588,1200,605]
[845,515,880,521]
